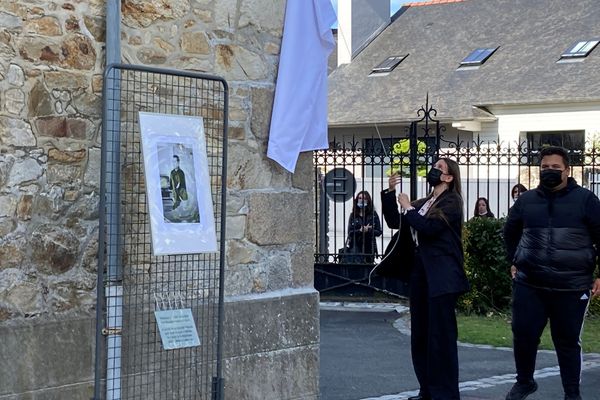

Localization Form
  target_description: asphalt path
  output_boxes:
[320,306,600,400]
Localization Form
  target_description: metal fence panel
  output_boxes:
[316,122,600,267]
[94,64,228,400]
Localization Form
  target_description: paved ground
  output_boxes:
[320,303,600,400]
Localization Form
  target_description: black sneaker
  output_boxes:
[505,380,538,400]
[564,394,582,400]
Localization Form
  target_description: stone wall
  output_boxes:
[0,0,318,399]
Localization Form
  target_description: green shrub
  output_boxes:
[589,295,600,318]
[459,217,512,315]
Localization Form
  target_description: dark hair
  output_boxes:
[173,155,180,162]
[426,158,464,223]
[539,146,569,168]
[473,197,494,218]
[511,183,527,196]
[351,190,374,216]
[442,158,462,198]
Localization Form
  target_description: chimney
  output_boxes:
[337,0,390,66]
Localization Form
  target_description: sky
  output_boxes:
[330,0,430,27]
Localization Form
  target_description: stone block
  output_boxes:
[23,16,62,36]
[60,34,96,70]
[122,0,190,28]
[292,152,315,191]
[239,0,285,34]
[291,243,315,288]
[223,346,319,400]
[226,240,259,265]
[247,192,313,245]
[0,318,94,396]
[4,88,25,115]
[214,0,239,30]
[43,71,88,90]
[83,147,101,189]
[225,214,246,240]
[6,158,42,187]
[0,195,16,217]
[223,291,319,357]
[215,44,268,81]
[16,194,33,220]
[30,224,79,274]
[250,86,273,140]
[181,31,210,54]
[7,64,24,87]
[0,382,94,399]
[0,117,35,147]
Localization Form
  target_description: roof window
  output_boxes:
[459,47,498,67]
[560,40,599,59]
[370,55,408,76]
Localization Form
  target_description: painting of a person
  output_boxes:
[170,155,188,210]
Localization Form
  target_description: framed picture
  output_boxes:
[139,112,218,255]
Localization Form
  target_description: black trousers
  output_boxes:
[409,255,460,400]
[512,282,590,396]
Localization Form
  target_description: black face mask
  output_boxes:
[540,169,563,189]
[426,168,443,186]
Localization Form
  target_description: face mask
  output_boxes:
[426,168,443,186]
[357,201,368,208]
[540,169,563,189]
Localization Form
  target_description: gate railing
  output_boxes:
[315,107,600,269]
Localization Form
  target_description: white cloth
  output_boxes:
[267,0,337,173]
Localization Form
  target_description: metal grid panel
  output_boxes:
[95,64,228,400]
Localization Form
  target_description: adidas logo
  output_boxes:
[580,293,589,300]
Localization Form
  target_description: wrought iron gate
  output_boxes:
[314,98,600,297]
[94,64,228,400]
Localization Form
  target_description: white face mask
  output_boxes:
[357,201,368,208]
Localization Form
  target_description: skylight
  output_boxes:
[370,55,408,75]
[561,40,599,59]
[460,47,498,66]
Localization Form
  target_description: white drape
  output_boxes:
[267,0,337,173]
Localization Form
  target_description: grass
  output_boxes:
[457,314,600,353]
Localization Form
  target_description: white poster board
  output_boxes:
[139,112,218,255]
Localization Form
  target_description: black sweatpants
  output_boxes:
[410,256,460,400]
[512,282,591,396]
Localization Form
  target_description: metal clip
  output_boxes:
[102,327,123,336]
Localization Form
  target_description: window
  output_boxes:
[370,55,408,75]
[459,47,498,67]
[560,40,599,59]
[526,130,585,166]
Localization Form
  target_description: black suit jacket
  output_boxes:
[375,189,470,297]
[371,189,415,281]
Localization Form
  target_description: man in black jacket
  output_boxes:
[504,146,600,400]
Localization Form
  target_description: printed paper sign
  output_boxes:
[154,308,201,350]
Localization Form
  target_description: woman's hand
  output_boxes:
[397,193,412,209]
[510,265,517,279]
[388,174,401,192]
